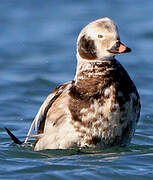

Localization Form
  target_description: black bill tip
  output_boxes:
[123,47,131,53]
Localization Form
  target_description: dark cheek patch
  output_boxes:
[78,35,97,60]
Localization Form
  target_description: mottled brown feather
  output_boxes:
[37,82,72,134]
[78,35,97,60]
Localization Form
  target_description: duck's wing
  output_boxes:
[24,81,72,144]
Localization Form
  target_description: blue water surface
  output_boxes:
[0,0,153,179]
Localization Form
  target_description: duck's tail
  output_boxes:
[5,127,23,145]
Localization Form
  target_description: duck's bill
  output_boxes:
[108,41,131,54]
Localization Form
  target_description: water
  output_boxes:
[0,0,153,179]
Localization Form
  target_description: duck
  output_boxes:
[7,17,141,151]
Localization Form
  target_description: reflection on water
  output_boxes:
[0,0,153,179]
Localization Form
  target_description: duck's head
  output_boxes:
[77,17,131,61]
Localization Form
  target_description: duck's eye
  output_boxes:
[98,34,103,39]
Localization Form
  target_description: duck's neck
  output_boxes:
[74,55,116,96]
[75,54,116,81]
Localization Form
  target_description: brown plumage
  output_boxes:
[24,17,140,151]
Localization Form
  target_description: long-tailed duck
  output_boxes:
[7,17,141,151]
